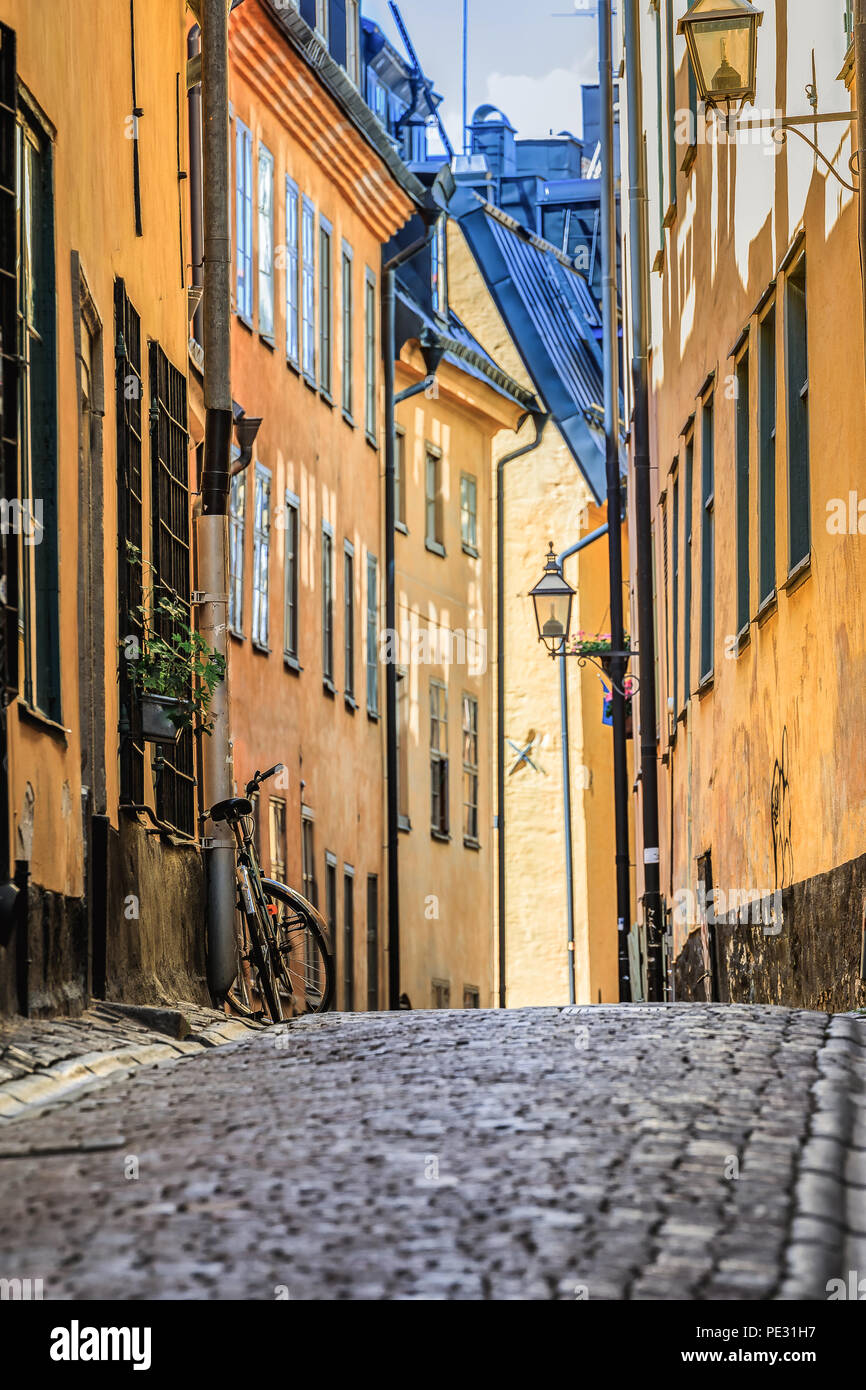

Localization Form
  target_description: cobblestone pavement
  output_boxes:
[0,1004,864,1300]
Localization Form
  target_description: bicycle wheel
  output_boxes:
[226,901,283,1023]
[260,878,335,1015]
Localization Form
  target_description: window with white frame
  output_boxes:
[431,215,448,318]
[346,0,360,84]
[269,797,286,882]
[319,217,333,398]
[302,197,316,381]
[235,120,253,321]
[285,178,300,365]
[257,145,274,338]
[229,471,246,634]
[366,553,378,715]
[462,693,479,844]
[344,541,355,700]
[430,680,449,836]
[341,243,353,417]
[460,473,477,553]
[322,524,334,686]
[364,269,377,440]
[284,490,299,661]
[252,464,271,649]
[315,0,329,40]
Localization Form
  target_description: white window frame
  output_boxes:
[257,144,274,339]
[344,539,355,701]
[341,241,354,419]
[302,196,316,383]
[252,463,271,650]
[319,214,333,399]
[286,177,300,366]
[235,120,253,322]
[366,553,378,716]
[364,268,377,442]
[322,521,335,688]
[229,470,246,635]
[346,0,360,85]
[284,489,300,663]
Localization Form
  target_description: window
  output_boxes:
[366,875,379,1011]
[432,979,451,1009]
[431,215,448,318]
[235,120,253,321]
[341,243,353,417]
[346,0,360,84]
[430,680,449,837]
[366,554,378,715]
[759,304,777,604]
[322,524,334,687]
[284,491,299,662]
[462,693,479,845]
[229,472,246,635]
[325,853,338,995]
[425,446,444,553]
[665,0,677,204]
[671,472,679,717]
[397,668,410,826]
[315,0,328,39]
[683,433,693,709]
[285,178,300,365]
[302,197,316,381]
[252,464,271,649]
[365,269,377,441]
[735,349,750,636]
[786,257,810,571]
[343,867,355,1009]
[149,343,195,836]
[463,985,480,1008]
[344,541,355,700]
[319,218,332,398]
[116,281,144,802]
[700,394,714,682]
[395,427,407,528]
[302,812,317,907]
[18,109,59,721]
[257,145,274,338]
[367,71,388,126]
[846,0,855,50]
[460,473,477,553]
[269,797,286,882]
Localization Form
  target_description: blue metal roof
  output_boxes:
[448,185,608,505]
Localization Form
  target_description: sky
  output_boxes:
[361,0,600,152]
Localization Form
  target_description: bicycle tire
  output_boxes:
[245,904,284,1023]
[259,877,335,1015]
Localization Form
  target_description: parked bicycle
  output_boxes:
[208,764,334,1021]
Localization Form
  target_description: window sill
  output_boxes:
[236,313,254,334]
[366,707,380,723]
[663,201,678,230]
[284,652,302,675]
[734,622,751,656]
[342,409,355,429]
[230,628,245,643]
[286,355,300,376]
[681,144,697,176]
[756,590,778,627]
[303,373,318,394]
[259,332,275,352]
[17,701,67,742]
[462,542,479,559]
[652,247,665,275]
[783,553,812,596]
[463,836,481,852]
[697,672,714,699]
[344,693,358,714]
[323,678,337,699]
[426,539,446,559]
[252,640,270,656]
[395,520,408,536]
[320,388,335,409]
[398,816,412,834]
[365,430,379,451]
[431,828,451,844]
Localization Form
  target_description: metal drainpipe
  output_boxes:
[855,0,866,381]
[623,0,664,1000]
[187,24,203,350]
[557,523,609,1005]
[198,0,236,1000]
[599,0,633,1004]
[496,411,549,1009]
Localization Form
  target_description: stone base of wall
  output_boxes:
[101,814,210,1009]
[21,878,89,1018]
[674,852,866,1011]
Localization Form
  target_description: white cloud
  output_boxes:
[484,51,599,141]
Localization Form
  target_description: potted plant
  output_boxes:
[569,630,630,677]
[122,545,226,743]
[603,676,635,738]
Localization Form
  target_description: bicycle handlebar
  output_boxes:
[244,764,285,797]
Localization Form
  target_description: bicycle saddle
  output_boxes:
[208,796,254,823]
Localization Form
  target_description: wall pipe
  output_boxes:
[856,0,866,385]
[496,411,549,1008]
[198,0,236,999]
[623,0,664,999]
[557,523,609,1005]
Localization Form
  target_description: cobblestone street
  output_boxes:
[1,1004,864,1301]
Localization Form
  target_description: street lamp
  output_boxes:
[678,0,763,109]
[530,543,575,656]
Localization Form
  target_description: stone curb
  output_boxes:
[0,1016,263,1125]
[777,1015,866,1300]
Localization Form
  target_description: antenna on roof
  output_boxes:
[387,0,455,161]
